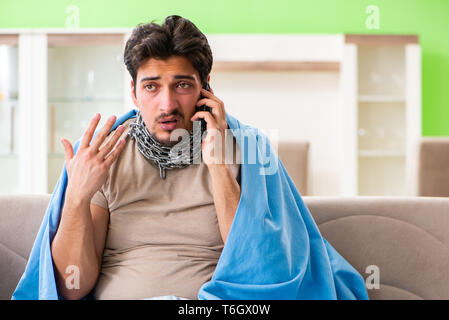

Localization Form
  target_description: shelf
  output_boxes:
[346,34,419,45]
[2,98,124,104]
[0,153,18,159]
[48,98,123,103]
[0,34,19,46]
[47,34,125,47]
[212,61,340,72]
[359,149,405,157]
[358,95,405,103]
[0,99,18,104]
[48,153,65,158]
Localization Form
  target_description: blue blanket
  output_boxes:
[12,109,368,300]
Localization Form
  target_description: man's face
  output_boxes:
[131,55,208,146]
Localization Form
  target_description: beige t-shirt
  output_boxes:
[90,117,241,300]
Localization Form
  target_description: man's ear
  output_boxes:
[131,80,138,107]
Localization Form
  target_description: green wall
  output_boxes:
[1,0,448,136]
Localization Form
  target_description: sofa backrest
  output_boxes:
[306,196,449,300]
[417,138,449,197]
[277,141,309,195]
[0,194,50,300]
[2,194,449,300]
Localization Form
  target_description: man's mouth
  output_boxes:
[159,118,178,131]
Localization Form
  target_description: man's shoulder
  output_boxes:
[105,117,135,137]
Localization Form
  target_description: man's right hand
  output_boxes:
[61,113,126,203]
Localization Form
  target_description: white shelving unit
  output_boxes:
[46,34,128,192]
[0,35,19,194]
[340,35,421,196]
[0,30,131,194]
[0,30,421,196]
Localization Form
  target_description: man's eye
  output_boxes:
[177,82,191,89]
[145,84,156,91]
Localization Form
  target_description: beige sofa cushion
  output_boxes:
[305,196,449,300]
[0,194,51,300]
[277,141,309,195]
[3,194,449,300]
[417,138,449,197]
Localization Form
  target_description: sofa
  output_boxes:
[277,141,309,195]
[416,138,449,197]
[2,194,449,300]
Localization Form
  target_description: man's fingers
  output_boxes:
[90,115,117,152]
[97,125,125,160]
[191,111,217,127]
[80,113,101,149]
[60,138,74,164]
[104,138,126,167]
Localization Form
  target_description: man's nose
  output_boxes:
[159,87,178,114]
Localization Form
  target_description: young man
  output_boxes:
[51,15,241,300]
[13,14,367,302]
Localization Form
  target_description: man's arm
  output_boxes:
[51,113,126,299]
[51,201,109,300]
[208,164,241,244]
[190,86,242,244]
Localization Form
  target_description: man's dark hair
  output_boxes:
[124,15,213,96]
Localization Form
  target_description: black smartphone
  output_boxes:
[196,82,212,137]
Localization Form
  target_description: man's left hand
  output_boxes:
[190,87,228,167]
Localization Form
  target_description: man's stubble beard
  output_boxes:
[145,119,188,148]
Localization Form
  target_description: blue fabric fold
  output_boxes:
[12,109,368,300]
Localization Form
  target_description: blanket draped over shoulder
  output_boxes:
[12,109,368,300]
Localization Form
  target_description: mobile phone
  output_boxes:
[196,82,212,136]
